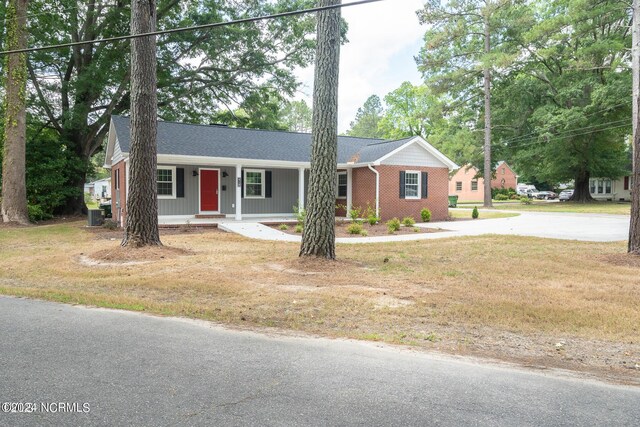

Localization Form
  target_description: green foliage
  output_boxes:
[367,215,378,226]
[281,100,312,132]
[347,223,364,235]
[472,207,479,219]
[347,95,384,138]
[348,207,361,223]
[293,202,306,225]
[27,204,52,222]
[295,224,303,233]
[495,194,509,201]
[520,197,532,205]
[413,227,420,233]
[278,224,289,231]
[402,216,416,227]
[360,229,368,237]
[420,208,432,222]
[386,217,401,233]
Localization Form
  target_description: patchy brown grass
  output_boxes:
[1,221,639,383]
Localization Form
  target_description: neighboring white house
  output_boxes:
[589,176,632,201]
[85,178,112,201]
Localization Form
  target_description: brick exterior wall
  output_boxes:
[449,163,518,202]
[449,165,484,202]
[111,161,126,225]
[491,162,518,190]
[352,165,449,221]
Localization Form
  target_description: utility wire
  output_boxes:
[502,122,630,150]
[499,102,629,145]
[499,119,629,146]
[0,0,386,56]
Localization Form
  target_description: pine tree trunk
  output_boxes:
[122,0,161,247]
[299,0,341,260]
[483,13,493,208]
[1,0,30,225]
[629,0,640,254]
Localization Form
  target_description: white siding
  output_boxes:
[381,143,447,167]
[111,137,123,164]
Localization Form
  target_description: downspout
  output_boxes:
[367,163,380,219]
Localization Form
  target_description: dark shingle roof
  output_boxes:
[111,115,414,164]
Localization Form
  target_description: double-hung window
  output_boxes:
[455,181,462,191]
[471,180,478,191]
[244,169,265,198]
[157,167,176,199]
[337,172,347,198]
[405,171,420,199]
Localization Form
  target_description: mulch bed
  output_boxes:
[271,222,444,238]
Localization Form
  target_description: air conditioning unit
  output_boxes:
[88,209,104,226]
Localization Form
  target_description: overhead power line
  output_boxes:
[0,0,386,56]
[503,122,630,150]
[501,119,629,146]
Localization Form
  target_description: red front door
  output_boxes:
[200,170,219,212]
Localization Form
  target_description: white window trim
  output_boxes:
[244,169,265,199]
[157,166,177,199]
[405,170,421,200]
[336,171,347,199]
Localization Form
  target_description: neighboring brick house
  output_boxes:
[105,116,458,225]
[449,161,519,202]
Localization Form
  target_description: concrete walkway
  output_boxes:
[218,210,630,244]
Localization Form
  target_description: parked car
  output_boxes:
[558,189,574,201]
[535,191,557,200]
[517,184,538,196]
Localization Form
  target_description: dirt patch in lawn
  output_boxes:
[601,253,640,268]
[271,222,444,238]
[85,245,194,265]
[85,225,223,240]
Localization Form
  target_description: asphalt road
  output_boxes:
[1,297,638,426]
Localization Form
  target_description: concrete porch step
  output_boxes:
[195,214,226,219]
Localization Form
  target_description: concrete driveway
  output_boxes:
[423,210,630,242]
[1,297,639,426]
[220,211,630,243]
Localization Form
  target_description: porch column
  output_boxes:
[235,164,242,220]
[298,167,305,210]
[346,168,353,214]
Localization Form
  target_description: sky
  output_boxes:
[294,0,427,132]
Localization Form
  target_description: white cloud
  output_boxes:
[294,0,427,132]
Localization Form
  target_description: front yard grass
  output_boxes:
[1,221,638,382]
[458,201,631,215]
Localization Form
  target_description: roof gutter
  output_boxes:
[367,163,380,219]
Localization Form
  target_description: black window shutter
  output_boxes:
[176,168,185,198]
[241,171,244,198]
[421,171,428,198]
[265,171,272,198]
[399,171,406,199]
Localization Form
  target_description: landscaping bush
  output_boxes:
[495,194,509,201]
[402,216,416,227]
[349,207,362,223]
[472,206,479,219]
[413,227,420,233]
[278,224,289,231]
[520,197,532,205]
[420,208,431,222]
[360,229,368,237]
[293,203,306,225]
[27,204,53,222]
[367,215,378,225]
[386,217,401,233]
[347,223,364,235]
[295,224,303,233]
[103,219,119,230]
